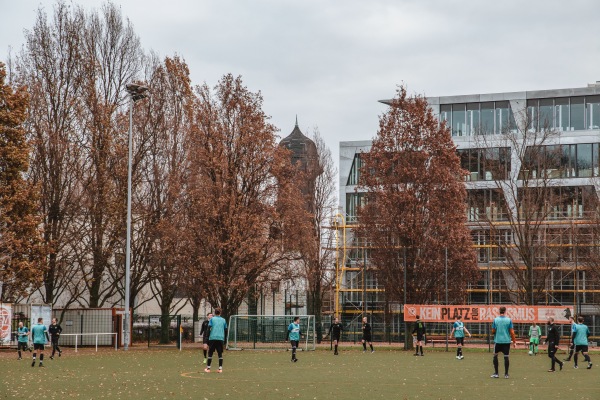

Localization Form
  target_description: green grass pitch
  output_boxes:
[1,347,598,399]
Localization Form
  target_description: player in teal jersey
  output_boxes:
[31,317,50,367]
[528,321,541,355]
[563,316,576,362]
[572,316,592,370]
[490,306,516,379]
[287,316,301,362]
[204,308,227,373]
[16,321,31,360]
[450,315,471,359]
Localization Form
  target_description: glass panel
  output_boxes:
[466,103,479,136]
[468,149,480,181]
[483,148,499,180]
[519,147,536,180]
[346,154,362,185]
[544,145,561,178]
[594,143,599,176]
[452,104,466,136]
[495,101,511,134]
[458,149,470,180]
[440,104,451,127]
[555,98,569,131]
[577,143,593,177]
[499,147,511,179]
[560,145,573,178]
[587,95,600,129]
[480,102,494,135]
[570,97,585,131]
[527,100,538,131]
[539,99,554,130]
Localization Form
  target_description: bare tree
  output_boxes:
[298,127,337,342]
[471,105,575,305]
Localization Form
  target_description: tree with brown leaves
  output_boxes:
[0,62,45,301]
[18,3,87,306]
[358,86,478,309]
[187,74,308,320]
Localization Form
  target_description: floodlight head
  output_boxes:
[126,83,149,102]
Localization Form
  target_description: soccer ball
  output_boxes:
[528,351,533,355]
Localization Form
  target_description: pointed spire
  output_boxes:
[295,115,298,128]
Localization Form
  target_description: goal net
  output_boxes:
[227,315,316,351]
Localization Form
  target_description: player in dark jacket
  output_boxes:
[412,316,426,356]
[199,313,212,364]
[326,317,344,355]
[361,316,374,353]
[544,318,563,372]
[49,318,63,359]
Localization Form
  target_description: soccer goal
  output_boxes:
[227,315,316,351]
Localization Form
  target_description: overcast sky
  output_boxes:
[2,0,600,170]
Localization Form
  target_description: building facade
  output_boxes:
[338,83,600,322]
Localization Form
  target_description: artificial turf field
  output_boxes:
[1,347,599,400]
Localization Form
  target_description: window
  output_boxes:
[466,103,480,135]
[527,100,538,132]
[495,101,516,134]
[440,104,451,128]
[587,95,600,129]
[555,98,569,131]
[452,104,466,136]
[346,192,366,223]
[570,97,585,130]
[576,143,593,177]
[346,154,362,185]
[480,102,495,134]
[539,99,554,130]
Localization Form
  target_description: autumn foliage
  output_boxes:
[357,86,478,305]
[0,62,45,301]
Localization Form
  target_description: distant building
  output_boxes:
[338,83,600,324]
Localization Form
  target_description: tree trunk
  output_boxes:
[160,303,171,344]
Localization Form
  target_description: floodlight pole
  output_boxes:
[124,83,148,351]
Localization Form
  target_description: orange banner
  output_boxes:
[403,304,574,324]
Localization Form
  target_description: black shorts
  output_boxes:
[33,343,45,351]
[494,343,511,355]
[208,340,224,356]
[548,344,557,357]
[575,345,589,353]
[202,336,209,345]
[416,335,424,342]
[455,337,464,346]
[290,340,299,348]
[332,335,340,342]
[51,337,59,345]
[18,342,29,351]
[362,335,372,342]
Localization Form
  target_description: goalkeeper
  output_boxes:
[528,321,541,355]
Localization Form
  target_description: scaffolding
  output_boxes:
[328,212,600,320]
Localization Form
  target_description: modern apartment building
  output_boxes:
[338,83,600,321]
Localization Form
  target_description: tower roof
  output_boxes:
[279,117,320,173]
